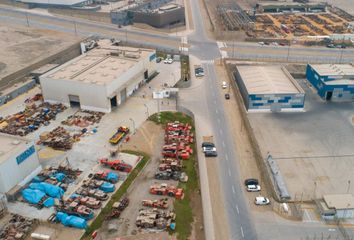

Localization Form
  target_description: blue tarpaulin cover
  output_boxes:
[29,182,64,198]
[22,189,54,207]
[56,212,87,229]
[99,182,115,192]
[106,172,118,183]
[54,173,65,182]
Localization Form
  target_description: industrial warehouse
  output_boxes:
[234,64,305,112]
[306,64,354,102]
[40,40,157,113]
[0,134,41,197]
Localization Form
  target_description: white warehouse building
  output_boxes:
[40,40,157,113]
[0,133,41,196]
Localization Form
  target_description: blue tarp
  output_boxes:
[56,212,87,229]
[32,176,44,183]
[22,189,54,207]
[29,182,64,198]
[99,182,115,193]
[54,173,66,182]
[106,172,118,183]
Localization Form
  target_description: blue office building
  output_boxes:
[306,64,354,102]
[234,65,305,112]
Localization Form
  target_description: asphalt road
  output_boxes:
[1,3,353,240]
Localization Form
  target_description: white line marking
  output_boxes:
[217,118,220,123]
[215,109,218,114]
[214,100,217,104]
[241,226,244,238]
[222,141,225,147]
[232,185,235,194]
[228,169,231,177]
[236,204,240,214]
[225,155,229,162]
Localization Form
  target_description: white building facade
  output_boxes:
[40,40,157,113]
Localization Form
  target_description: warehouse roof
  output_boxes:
[0,133,31,164]
[310,64,354,76]
[324,194,354,210]
[236,65,303,94]
[43,40,154,85]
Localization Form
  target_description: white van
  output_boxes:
[222,81,227,89]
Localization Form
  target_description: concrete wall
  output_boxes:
[133,7,185,28]
[0,143,40,193]
[49,8,111,23]
[306,65,354,102]
[0,79,36,106]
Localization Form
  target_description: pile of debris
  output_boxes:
[38,127,74,151]
[0,214,38,240]
[106,197,129,220]
[61,110,104,128]
[136,208,176,229]
[0,102,66,136]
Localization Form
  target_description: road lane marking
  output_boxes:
[225,155,229,162]
[228,169,231,177]
[215,109,218,114]
[217,118,220,123]
[241,226,244,238]
[236,204,240,214]
[232,185,235,194]
[222,141,225,147]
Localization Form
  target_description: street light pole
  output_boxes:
[129,118,135,134]
[143,103,149,118]
[25,12,30,27]
[74,21,77,36]
[347,180,351,194]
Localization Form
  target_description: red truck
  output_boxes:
[99,158,132,173]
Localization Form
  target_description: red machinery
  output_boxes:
[142,198,168,209]
[93,170,118,183]
[149,183,184,200]
[99,158,132,173]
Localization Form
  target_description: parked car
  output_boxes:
[203,146,217,153]
[164,58,173,64]
[156,57,162,63]
[202,142,215,148]
[222,81,227,89]
[205,150,218,157]
[244,178,259,186]
[255,196,270,205]
[258,42,265,46]
[225,93,230,100]
[195,67,205,77]
[326,44,335,48]
[246,184,261,192]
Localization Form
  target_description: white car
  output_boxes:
[258,42,265,46]
[164,58,173,64]
[222,81,227,89]
[203,146,216,153]
[246,184,261,192]
[255,196,270,205]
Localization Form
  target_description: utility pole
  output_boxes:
[25,12,30,27]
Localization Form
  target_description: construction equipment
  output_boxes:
[158,162,183,172]
[93,170,119,183]
[142,198,168,209]
[75,187,108,201]
[149,183,184,199]
[56,201,94,220]
[112,197,129,211]
[0,214,38,240]
[155,170,188,182]
[135,208,176,229]
[82,179,104,189]
[109,126,130,144]
[68,195,102,209]
[99,158,132,173]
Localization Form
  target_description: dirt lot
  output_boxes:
[96,120,204,240]
[0,23,80,80]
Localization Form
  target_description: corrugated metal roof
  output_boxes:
[310,64,354,76]
[20,0,87,6]
[236,65,302,94]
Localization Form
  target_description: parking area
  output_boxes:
[248,75,354,201]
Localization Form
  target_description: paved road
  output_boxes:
[1,3,353,240]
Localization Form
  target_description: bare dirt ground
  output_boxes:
[98,120,204,240]
[0,24,80,80]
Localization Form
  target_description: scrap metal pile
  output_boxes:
[38,127,74,151]
[0,214,38,240]
[0,102,66,136]
[61,110,104,128]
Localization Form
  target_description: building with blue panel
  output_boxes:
[234,64,305,112]
[306,64,354,102]
[0,134,41,197]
